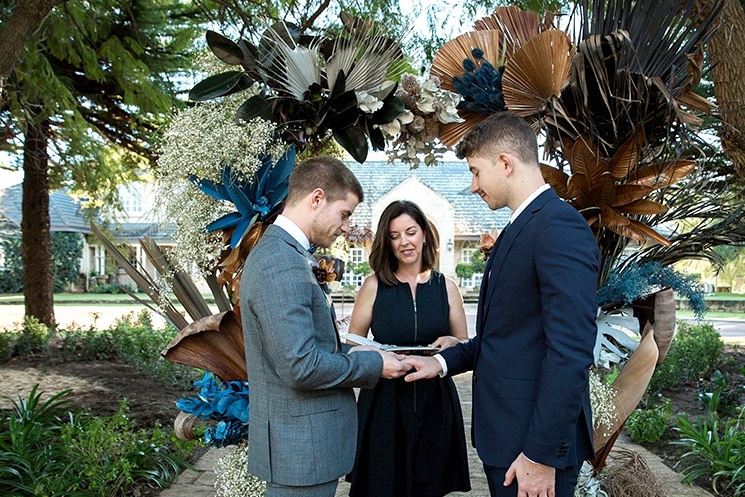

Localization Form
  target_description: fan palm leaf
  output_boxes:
[473,5,551,54]
[502,30,574,119]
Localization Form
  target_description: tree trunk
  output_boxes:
[0,0,64,80]
[21,113,55,328]
[705,0,745,179]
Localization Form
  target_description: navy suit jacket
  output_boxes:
[440,188,599,469]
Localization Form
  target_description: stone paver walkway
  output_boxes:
[159,372,712,497]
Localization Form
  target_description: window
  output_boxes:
[460,272,483,290]
[348,248,364,264]
[461,247,478,264]
[121,184,143,214]
[341,272,364,288]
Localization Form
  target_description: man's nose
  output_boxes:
[470,177,479,193]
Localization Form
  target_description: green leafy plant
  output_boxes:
[674,409,745,495]
[59,327,116,361]
[648,320,724,392]
[697,370,743,419]
[0,386,194,497]
[626,396,672,443]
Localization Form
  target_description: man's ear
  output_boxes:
[310,188,326,209]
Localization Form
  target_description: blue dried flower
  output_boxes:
[597,261,706,318]
[453,47,506,114]
[190,145,296,248]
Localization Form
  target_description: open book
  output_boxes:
[341,333,440,354]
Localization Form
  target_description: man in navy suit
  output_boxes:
[404,112,599,497]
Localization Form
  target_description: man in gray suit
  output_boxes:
[241,155,410,497]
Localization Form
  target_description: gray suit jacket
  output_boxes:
[241,224,383,486]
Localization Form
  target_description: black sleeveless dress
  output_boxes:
[347,271,471,497]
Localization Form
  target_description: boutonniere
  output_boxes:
[478,233,496,260]
[312,258,337,284]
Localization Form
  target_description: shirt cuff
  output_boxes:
[434,354,448,377]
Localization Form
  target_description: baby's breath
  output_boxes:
[589,369,618,438]
[154,96,280,272]
[215,442,267,497]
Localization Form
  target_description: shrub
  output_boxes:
[109,311,200,388]
[12,316,50,358]
[59,327,116,360]
[626,397,672,443]
[648,321,724,392]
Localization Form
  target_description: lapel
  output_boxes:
[268,225,340,350]
[479,189,557,330]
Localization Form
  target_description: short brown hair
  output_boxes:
[286,156,364,206]
[369,200,439,287]
[455,111,539,168]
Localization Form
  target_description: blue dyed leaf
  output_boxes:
[230,213,258,248]
[206,212,242,232]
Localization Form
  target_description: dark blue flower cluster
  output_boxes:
[190,145,296,249]
[452,48,506,114]
[176,372,249,447]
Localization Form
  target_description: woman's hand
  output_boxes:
[430,335,462,351]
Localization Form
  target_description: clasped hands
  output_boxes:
[349,346,443,380]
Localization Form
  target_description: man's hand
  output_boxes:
[378,350,410,379]
[503,452,555,497]
[402,355,442,381]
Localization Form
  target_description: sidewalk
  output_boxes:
[159,373,713,497]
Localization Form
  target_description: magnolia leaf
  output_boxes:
[328,90,360,129]
[615,199,668,215]
[563,136,608,180]
[609,129,644,180]
[190,71,251,101]
[206,31,245,66]
[371,94,404,125]
[236,95,274,123]
[626,160,696,189]
[540,164,571,199]
[334,126,368,163]
[368,124,386,151]
[613,184,654,206]
[238,39,261,74]
[598,203,631,228]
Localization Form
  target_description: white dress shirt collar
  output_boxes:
[273,215,312,251]
[509,183,551,223]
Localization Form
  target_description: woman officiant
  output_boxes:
[346,200,471,497]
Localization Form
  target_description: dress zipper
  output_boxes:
[413,298,417,412]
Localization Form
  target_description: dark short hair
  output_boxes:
[455,111,539,167]
[286,156,364,205]
[369,200,439,287]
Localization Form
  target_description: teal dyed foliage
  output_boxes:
[176,372,249,447]
[597,262,706,318]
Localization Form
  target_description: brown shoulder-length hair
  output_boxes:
[369,200,439,287]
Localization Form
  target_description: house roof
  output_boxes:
[348,161,510,236]
[112,222,177,244]
[0,184,91,234]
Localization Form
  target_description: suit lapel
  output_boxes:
[268,226,341,351]
[479,189,557,329]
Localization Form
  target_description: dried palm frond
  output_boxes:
[261,22,322,100]
[502,30,574,119]
[473,5,553,56]
[430,30,504,94]
[602,448,666,497]
[326,25,406,95]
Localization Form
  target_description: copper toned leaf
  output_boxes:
[502,30,574,118]
[614,199,668,215]
[626,160,696,189]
